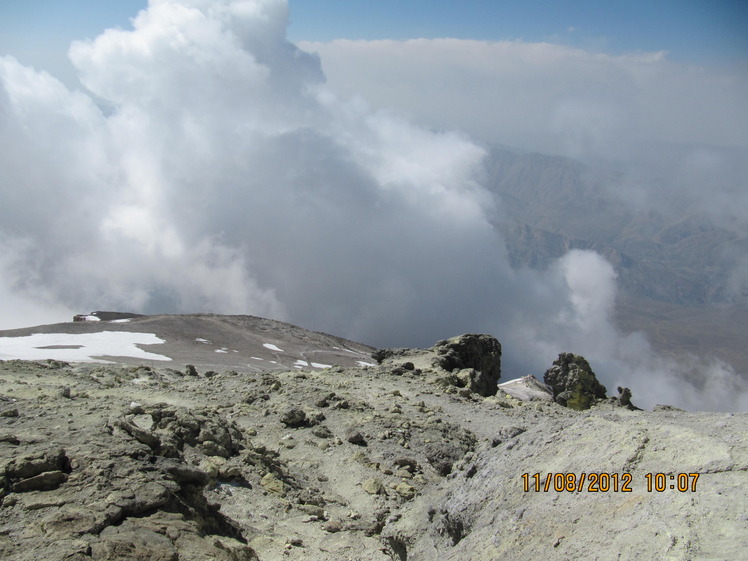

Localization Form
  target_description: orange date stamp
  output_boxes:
[521,472,700,493]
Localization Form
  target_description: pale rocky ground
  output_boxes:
[0,315,746,560]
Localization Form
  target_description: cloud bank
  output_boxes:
[302,38,748,238]
[1,0,746,410]
[301,38,748,157]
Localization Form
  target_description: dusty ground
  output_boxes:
[0,315,746,560]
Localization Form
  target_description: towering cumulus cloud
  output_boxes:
[1,0,745,410]
[0,0,502,338]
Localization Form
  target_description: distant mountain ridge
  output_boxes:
[0,313,375,372]
[482,146,748,375]
[484,146,746,306]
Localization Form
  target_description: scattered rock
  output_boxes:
[311,425,332,439]
[371,348,399,363]
[653,404,686,412]
[323,520,343,533]
[260,473,285,495]
[395,482,416,500]
[425,444,463,476]
[491,426,527,447]
[346,430,367,447]
[5,449,69,480]
[362,478,385,495]
[615,386,640,410]
[0,406,19,418]
[0,433,20,445]
[12,470,68,492]
[280,407,307,428]
[393,457,419,473]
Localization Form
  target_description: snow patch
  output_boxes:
[499,375,554,402]
[195,338,211,344]
[311,362,332,369]
[357,361,376,367]
[0,331,171,362]
[263,343,284,352]
[294,359,309,367]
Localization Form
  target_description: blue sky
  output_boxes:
[288,0,748,63]
[1,1,746,158]
[1,0,746,75]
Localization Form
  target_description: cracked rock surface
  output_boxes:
[0,316,746,560]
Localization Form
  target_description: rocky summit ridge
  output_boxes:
[0,314,746,560]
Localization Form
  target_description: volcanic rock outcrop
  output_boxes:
[543,352,608,409]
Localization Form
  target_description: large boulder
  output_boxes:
[432,334,502,396]
[543,353,607,410]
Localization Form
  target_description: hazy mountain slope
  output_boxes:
[0,313,375,373]
[483,146,748,373]
[484,146,743,305]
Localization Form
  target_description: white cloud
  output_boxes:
[498,250,748,411]
[300,39,748,159]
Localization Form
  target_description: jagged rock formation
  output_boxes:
[431,335,502,397]
[0,317,746,560]
[374,334,502,398]
[543,352,608,410]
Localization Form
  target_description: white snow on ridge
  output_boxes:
[498,375,554,402]
[263,343,284,352]
[294,359,331,369]
[0,332,171,363]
